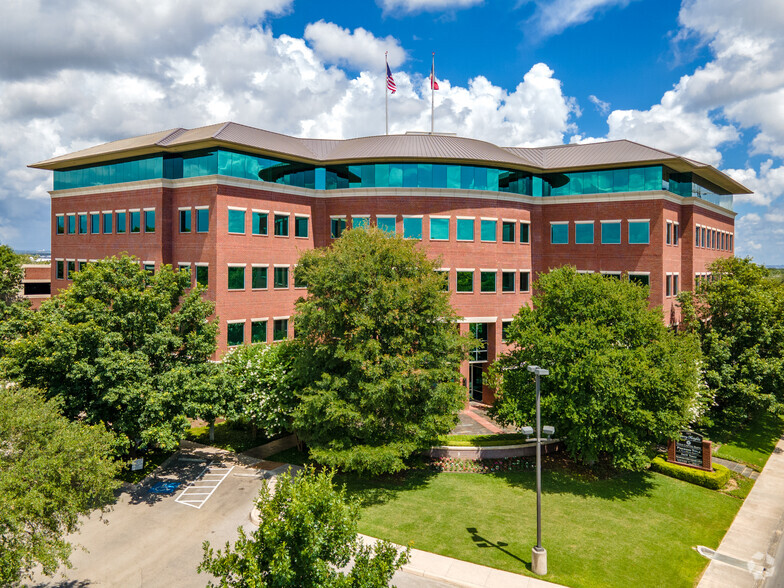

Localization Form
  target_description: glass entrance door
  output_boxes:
[469,363,483,402]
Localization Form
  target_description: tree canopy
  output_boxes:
[490,267,706,471]
[679,257,784,428]
[0,244,23,309]
[2,255,217,451]
[289,228,470,475]
[0,385,121,584]
[199,467,408,587]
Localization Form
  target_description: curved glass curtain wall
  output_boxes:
[52,148,732,209]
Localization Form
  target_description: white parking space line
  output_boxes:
[175,463,235,509]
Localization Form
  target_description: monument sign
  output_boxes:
[667,430,712,471]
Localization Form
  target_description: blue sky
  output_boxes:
[2,0,783,263]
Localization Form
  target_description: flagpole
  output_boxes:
[385,51,389,136]
[431,52,435,134]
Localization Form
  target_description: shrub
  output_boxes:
[650,456,730,490]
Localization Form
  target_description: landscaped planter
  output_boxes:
[428,439,562,460]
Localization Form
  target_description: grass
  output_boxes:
[712,412,784,471]
[186,420,270,453]
[340,460,741,588]
[438,433,530,447]
[721,471,755,500]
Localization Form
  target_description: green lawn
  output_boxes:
[712,412,784,471]
[342,464,741,588]
[438,433,530,447]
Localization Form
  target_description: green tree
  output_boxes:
[679,257,784,428]
[199,467,408,587]
[0,385,121,585]
[2,255,218,451]
[0,244,23,308]
[491,267,706,471]
[289,228,471,475]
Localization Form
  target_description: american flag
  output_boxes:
[386,63,396,94]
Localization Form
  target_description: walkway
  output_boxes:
[452,403,518,435]
[712,456,760,480]
[697,436,784,587]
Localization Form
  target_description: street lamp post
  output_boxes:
[527,364,549,575]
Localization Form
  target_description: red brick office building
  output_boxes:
[31,122,748,403]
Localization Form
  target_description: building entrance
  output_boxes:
[469,363,484,402]
[468,322,489,402]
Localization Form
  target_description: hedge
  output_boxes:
[650,456,731,490]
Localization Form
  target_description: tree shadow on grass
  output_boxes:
[339,467,441,508]
[465,527,531,571]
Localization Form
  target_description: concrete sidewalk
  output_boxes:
[360,534,567,588]
[697,436,784,587]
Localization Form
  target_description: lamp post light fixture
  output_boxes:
[527,364,550,576]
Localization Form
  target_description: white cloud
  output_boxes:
[588,94,610,115]
[379,0,483,14]
[304,21,406,71]
[725,161,784,207]
[525,0,635,38]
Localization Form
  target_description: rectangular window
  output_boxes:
[480,271,496,293]
[197,208,209,233]
[501,271,515,292]
[178,263,191,278]
[520,222,530,244]
[673,274,679,295]
[502,321,512,343]
[252,211,268,236]
[712,229,717,249]
[520,271,530,292]
[331,217,346,239]
[144,210,155,233]
[56,215,65,235]
[430,217,449,240]
[353,216,370,230]
[696,225,701,247]
[456,218,474,241]
[456,270,473,293]
[228,209,246,234]
[701,227,706,248]
[294,267,307,288]
[666,222,672,245]
[56,260,64,279]
[501,221,515,243]
[730,234,733,251]
[480,219,497,242]
[377,216,396,234]
[601,221,620,244]
[551,222,569,244]
[130,210,141,233]
[274,214,289,237]
[436,270,449,291]
[228,266,245,290]
[179,209,191,233]
[628,220,650,244]
[116,211,126,234]
[227,322,244,347]
[196,265,208,286]
[273,318,289,341]
[403,217,423,239]
[251,320,267,344]
[67,214,76,234]
[274,267,289,289]
[575,222,594,244]
[666,274,672,297]
[67,260,75,279]
[629,274,650,287]
[103,212,112,234]
[143,263,154,274]
[295,216,309,238]
[252,266,267,289]
[90,213,100,234]
[673,223,679,246]
[78,213,87,234]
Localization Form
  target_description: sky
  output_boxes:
[2,0,783,263]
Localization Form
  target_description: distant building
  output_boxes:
[20,264,51,309]
[31,122,747,403]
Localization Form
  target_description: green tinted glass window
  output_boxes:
[78,214,87,234]
[116,212,126,234]
[295,216,309,237]
[103,212,112,234]
[67,260,75,279]
[575,223,594,244]
[274,267,288,289]
[502,221,515,242]
[179,210,191,233]
[502,271,515,292]
[227,322,244,346]
[228,266,245,290]
[331,217,346,238]
[628,221,649,244]
[196,265,208,286]
[456,218,474,241]
[252,212,267,235]
[550,223,568,244]
[377,216,395,234]
[90,213,99,234]
[273,319,288,341]
[56,216,65,235]
[352,216,369,230]
[251,320,267,343]
[520,222,530,243]
[144,210,155,233]
[274,214,289,236]
[228,209,245,234]
[252,266,267,289]
[601,222,621,244]
[130,211,141,233]
[520,271,530,292]
[480,271,496,293]
[56,260,64,279]
[143,264,154,274]
[403,217,422,239]
[456,271,473,292]
[197,208,209,233]
[480,220,496,242]
[430,217,449,240]
[629,274,650,287]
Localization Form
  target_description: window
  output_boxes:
[673,223,679,246]
[252,211,268,235]
[294,267,307,289]
[520,271,530,292]
[575,222,594,244]
[673,274,679,295]
[712,229,717,249]
[430,217,449,240]
[377,216,396,234]
[666,222,672,245]
[143,263,154,274]
[274,214,289,236]
[501,221,515,243]
[56,215,65,235]
[67,214,76,234]
[227,322,244,347]
[480,271,496,293]
[79,260,88,272]
[273,318,289,341]
[116,211,126,234]
[696,225,701,247]
[502,271,515,292]
[701,227,706,248]
[144,209,155,233]
[666,274,672,297]
[197,208,209,233]
[274,266,289,289]
[56,260,64,279]
[551,222,569,244]
[178,263,191,278]
[331,217,346,239]
[103,212,112,234]
[729,234,733,251]
[520,222,530,244]
[251,320,267,343]
[629,220,649,244]
[295,216,309,238]
[501,320,512,343]
[403,217,422,239]
[456,270,473,293]
[456,218,474,241]
[78,214,87,234]
[436,270,449,291]
[480,219,496,242]
[195,264,208,287]
[228,209,245,234]
[228,266,245,290]
[601,221,620,244]
[90,213,100,234]
[180,209,191,233]
[629,274,650,287]
[67,260,75,279]
[130,210,141,233]
[252,266,267,289]
[352,216,370,229]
